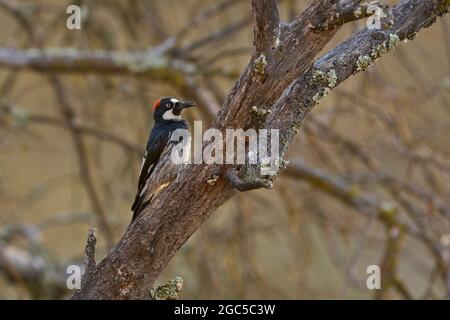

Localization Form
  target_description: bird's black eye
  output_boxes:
[165,103,171,109]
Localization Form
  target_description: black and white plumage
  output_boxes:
[131,97,195,222]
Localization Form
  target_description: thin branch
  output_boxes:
[0,47,196,79]
[84,228,97,279]
[179,16,252,54]
[285,160,379,217]
[0,102,142,154]
[50,77,114,247]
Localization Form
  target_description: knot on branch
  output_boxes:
[251,105,272,129]
[151,276,184,300]
[225,168,273,192]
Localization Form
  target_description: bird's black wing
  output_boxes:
[131,127,170,212]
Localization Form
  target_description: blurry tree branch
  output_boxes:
[0,47,196,80]
[0,101,142,153]
[50,76,114,247]
[286,159,450,299]
[0,221,85,299]
[313,1,392,31]
[0,243,68,298]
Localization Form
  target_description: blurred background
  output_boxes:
[0,0,449,299]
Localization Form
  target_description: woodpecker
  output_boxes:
[131,97,195,222]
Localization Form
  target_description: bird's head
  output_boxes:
[152,97,195,122]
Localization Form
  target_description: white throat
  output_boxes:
[162,109,182,121]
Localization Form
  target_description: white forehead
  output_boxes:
[170,98,179,104]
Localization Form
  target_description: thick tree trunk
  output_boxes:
[72,0,449,299]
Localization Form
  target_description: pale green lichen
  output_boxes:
[277,158,290,174]
[388,33,400,50]
[206,174,219,186]
[326,69,337,88]
[371,33,400,60]
[312,69,325,80]
[292,123,302,134]
[355,33,400,73]
[313,87,331,104]
[356,55,373,71]
[311,68,337,104]
[151,277,184,300]
[251,105,271,117]
[313,69,337,88]
[254,54,267,75]
[251,105,272,129]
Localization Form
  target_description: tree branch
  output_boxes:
[313,1,392,32]
[80,228,97,289]
[71,0,449,299]
[251,0,281,54]
[266,0,450,162]
[0,47,195,80]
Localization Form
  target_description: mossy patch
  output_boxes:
[254,54,267,75]
[356,55,373,71]
[354,33,400,73]
[151,277,184,300]
[206,174,219,186]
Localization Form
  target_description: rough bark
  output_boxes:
[72,0,449,299]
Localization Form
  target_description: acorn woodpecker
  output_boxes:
[131,97,195,221]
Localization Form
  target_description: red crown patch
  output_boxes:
[152,99,161,111]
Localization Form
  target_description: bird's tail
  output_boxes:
[131,193,141,212]
[130,177,175,224]
[130,188,149,223]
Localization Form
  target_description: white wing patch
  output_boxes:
[138,151,147,177]
[139,182,149,197]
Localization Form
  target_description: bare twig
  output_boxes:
[84,228,97,280]
[0,47,195,80]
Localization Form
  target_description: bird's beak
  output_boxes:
[175,100,196,112]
